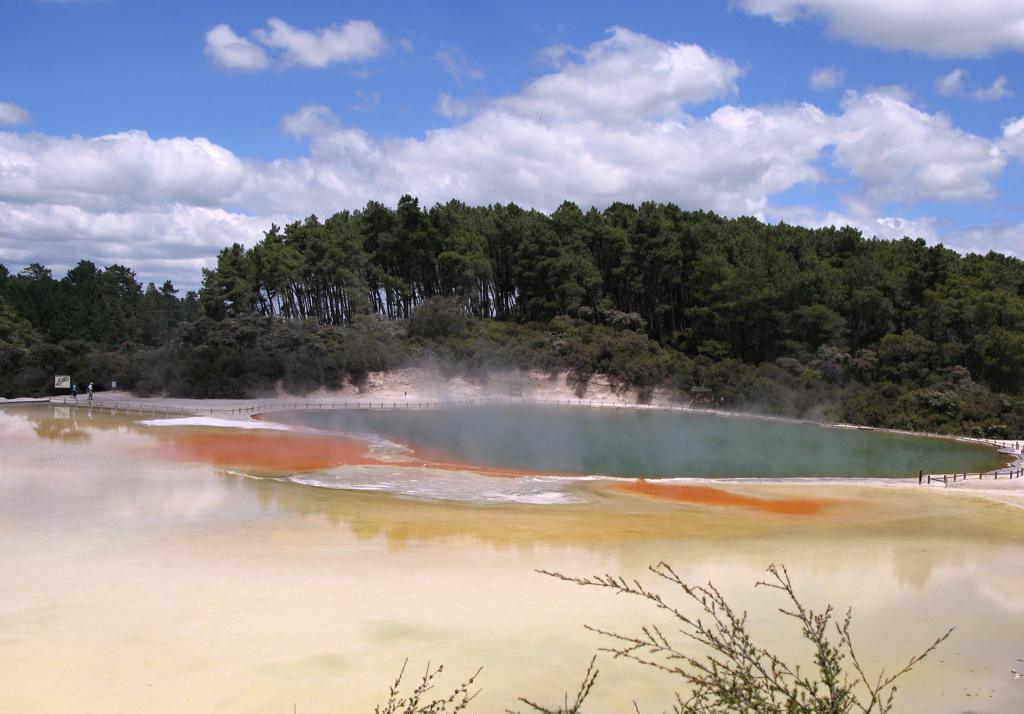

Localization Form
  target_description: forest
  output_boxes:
[2,196,1024,436]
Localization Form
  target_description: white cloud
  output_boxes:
[502,27,744,122]
[0,28,1017,286]
[771,200,941,243]
[944,222,1024,257]
[434,46,484,84]
[534,43,577,68]
[973,76,1013,101]
[772,200,1024,260]
[260,96,832,218]
[832,91,1005,202]
[0,202,276,287]
[434,92,478,119]
[204,24,270,71]
[937,69,1012,101]
[809,66,844,90]
[737,0,1024,56]
[252,18,388,68]
[0,102,30,126]
[936,69,967,97]
[1001,116,1024,161]
[0,130,246,211]
[280,104,338,139]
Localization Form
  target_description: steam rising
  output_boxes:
[267,404,1004,479]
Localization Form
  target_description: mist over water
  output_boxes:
[267,404,1007,478]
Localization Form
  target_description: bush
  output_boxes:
[377,564,951,713]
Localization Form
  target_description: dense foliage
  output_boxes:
[2,197,1024,436]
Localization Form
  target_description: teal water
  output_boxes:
[265,405,1008,479]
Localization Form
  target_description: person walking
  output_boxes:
[71,383,78,401]
[87,382,93,403]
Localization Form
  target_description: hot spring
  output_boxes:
[263,404,1008,479]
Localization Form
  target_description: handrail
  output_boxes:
[920,466,1024,486]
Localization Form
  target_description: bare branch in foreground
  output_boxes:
[539,563,953,714]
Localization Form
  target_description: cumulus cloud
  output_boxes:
[204,18,388,72]
[0,130,259,286]
[0,28,1017,285]
[502,27,744,122]
[809,66,844,90]
[252,18,388,68]
[832,91,1005,202]
[0,202,276,287]
[936,69,1012,101]
[1001,116,1024,161]
[256,84,1002,217]
[0,101,31,125]
[260,100,832,216]
[204,24,270,71]
[737,0,1024,56]
[0,130,246,211]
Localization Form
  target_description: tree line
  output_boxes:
[2,197,1024,436]
[202,196,1024,392]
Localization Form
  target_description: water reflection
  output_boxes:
[2,405,1023,713]
[25,405,92,441]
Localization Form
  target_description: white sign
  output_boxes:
[54,375,71,389]
[111,381,117,390]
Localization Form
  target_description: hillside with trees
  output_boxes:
[2,196,1024,436]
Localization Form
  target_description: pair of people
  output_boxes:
[71,383,94,401]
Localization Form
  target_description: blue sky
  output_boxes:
[2,0,1024,287]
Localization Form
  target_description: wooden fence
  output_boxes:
[920,467,1023,485]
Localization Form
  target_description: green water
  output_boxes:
[267,405,1008,478]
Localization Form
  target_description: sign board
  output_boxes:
[54,375,71,389]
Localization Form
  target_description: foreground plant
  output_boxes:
[507,656,599,714]
[373,660,481,714]
[375,563,952,713]
[541,562,953,714]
